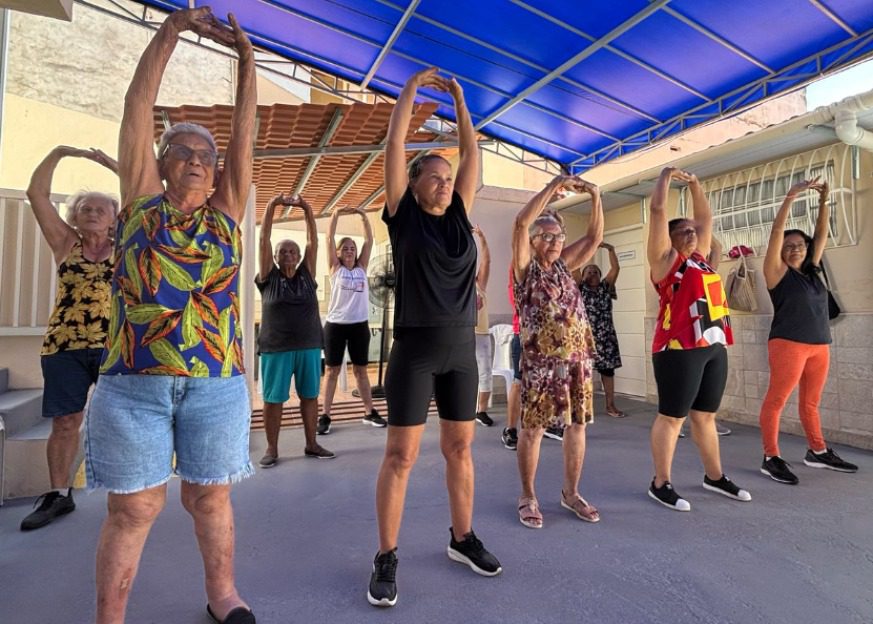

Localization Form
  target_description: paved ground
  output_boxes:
[2,396,872,624]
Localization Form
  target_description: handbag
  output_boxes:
[819,259,841,320]
[725,253,758,312]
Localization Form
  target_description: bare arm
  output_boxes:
[810,181,830,268]
[688,174,712,258]
[446,78,479,212]
[357,208,374,270]
[326,209,341,274]
[602,242,620,286]
[211,13,256,223]
[119,8,234,208]
[512,174,574,284]
[473,225,490,289]
[258,194,285,282]
[385,68,444,217]
[27,146,118,262]
[562,181,604,271]
[763,179,822,289]
[648,167,680,282]
[707,236,723,270]
[300,197,318,277]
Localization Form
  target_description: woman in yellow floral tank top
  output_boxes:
[511,173,604,529]
[85,8,258,624]
[19,145,118,533]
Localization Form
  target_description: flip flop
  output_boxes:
[561,493,600,523]
[207,604,256,624]
[517,496,543,529]
[606,409,627,418]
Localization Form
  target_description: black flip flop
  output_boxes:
[207,604,256,624]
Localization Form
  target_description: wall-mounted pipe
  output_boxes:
[808,89,873,151]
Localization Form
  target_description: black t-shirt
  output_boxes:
[768,267,831,344]
[382,188,476,330]
[255,264,324,353]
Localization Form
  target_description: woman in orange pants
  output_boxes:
[759,178,858,484]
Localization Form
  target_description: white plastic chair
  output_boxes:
[489,324,515,398]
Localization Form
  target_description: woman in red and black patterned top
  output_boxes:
[646,167,751,512]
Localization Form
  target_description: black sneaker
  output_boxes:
[702,474,751,501]
[447,528,502,576]
[362,410,387,428]
[544,425,564,441]
[304,445,336,459]
[316,414,331,435]
[475,411,494,427]
[761,456,798,484]
[803,448,858,473]
[20,490,75,531]
[716,422,732,436]
[501,427,518,451]
[648,479,691,512]
[367,549,398,607]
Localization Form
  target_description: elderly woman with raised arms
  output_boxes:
[20,146,117,532]
[646,167,750,513]
[512,174,604,530]
[85,8,257,624]
[758,179,858,484]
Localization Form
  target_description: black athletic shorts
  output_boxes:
[385,327,477,426]
[323,321,370,366]
[652,343,728,418]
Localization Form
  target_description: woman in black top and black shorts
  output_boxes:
[367,68,501,609]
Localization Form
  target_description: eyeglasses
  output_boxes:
[783,242,808,252]
[533,232,567,243]
[672,227,697,237]
[162,143,218,167]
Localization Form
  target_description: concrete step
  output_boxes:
[0,389,43,437]
[5,419,83,499]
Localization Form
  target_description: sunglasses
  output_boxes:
[162,143,218,167]
[533,232,567,243]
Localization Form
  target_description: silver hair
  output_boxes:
[64,191,119,229]
[157,122,217,160]
[528,214,564,238]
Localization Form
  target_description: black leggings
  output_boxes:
[385,327,477,426]
[652,343,728,418]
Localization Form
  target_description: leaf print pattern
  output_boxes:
[100,194,245,377]
[41,241,113,356]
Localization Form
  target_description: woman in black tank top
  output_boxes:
[367,68,501,609]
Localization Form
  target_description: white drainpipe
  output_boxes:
[809,90,873,150]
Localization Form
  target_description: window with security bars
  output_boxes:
[688,144,857,254]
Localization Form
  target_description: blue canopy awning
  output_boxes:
[133,0,873,174]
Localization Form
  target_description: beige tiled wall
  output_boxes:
[645,314,873,450]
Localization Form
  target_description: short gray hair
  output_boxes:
[529,214,564,238]
[64,191,119,229]
[157,122,217,160]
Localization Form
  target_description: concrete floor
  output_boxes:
[1,396,872,624]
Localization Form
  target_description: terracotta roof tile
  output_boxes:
[153,102,457,222]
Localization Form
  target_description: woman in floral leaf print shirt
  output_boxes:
[85,8,258,624]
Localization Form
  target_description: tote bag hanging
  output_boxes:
[726,254,758,312]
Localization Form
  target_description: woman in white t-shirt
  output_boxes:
[318,207,385,435]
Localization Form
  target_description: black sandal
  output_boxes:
[207,604,256,624]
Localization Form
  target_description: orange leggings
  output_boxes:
[759,338,828,457]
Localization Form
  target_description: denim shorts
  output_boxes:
[85,375,254,494]
[41,348,103,417]
[260,348,322,402]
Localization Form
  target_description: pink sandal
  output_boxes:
[561,492,600,523]
[518,496,543,529]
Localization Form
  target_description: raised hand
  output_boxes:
[787,177,821,197]
[407,67,445,91]
[168,7,235,47]
[87,148,119,173]
[227,13,252,57]
[599,242,614,251]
